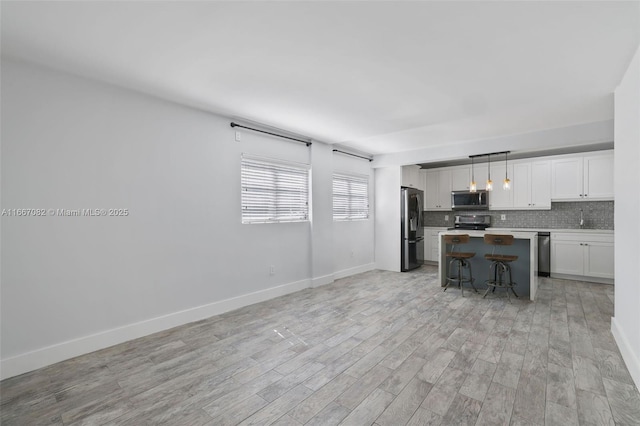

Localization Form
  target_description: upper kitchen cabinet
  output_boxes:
[488,163,514,209]
[451,166,471,191]
[424,169,451,210]
[584,153,614,199]
[512,161,551,209]
[471,164,489,191]
[401,165,422,189]
[551,151,613,201]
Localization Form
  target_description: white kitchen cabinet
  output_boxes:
[550,239,584,276]
[550,157,582,200]
[424,170,438,210]
[424,170,451,210]
[424,235,431,262]
[424,228,447,262]
[584,241,615,279]
[584,154,614,200]
[512,161,551,209]
[451,166,471,191]
[418,169,428,209]
[488,163,514,209]
[550,232,614,282]
[402,165,422,188]
[551,152,613,201]
[472,164,488,191]
[531,162,552,208]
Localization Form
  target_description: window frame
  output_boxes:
[240,154,310,224]
[333,172,370,221]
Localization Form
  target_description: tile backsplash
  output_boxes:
[423,201,614,230]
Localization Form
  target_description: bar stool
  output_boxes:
[483,234,519,301]
[443,234,477,297]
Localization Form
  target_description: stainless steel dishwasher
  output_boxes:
[538,232,551,277]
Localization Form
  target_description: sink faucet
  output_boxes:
[579,209,584,229]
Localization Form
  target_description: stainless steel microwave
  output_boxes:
[451,190,489,210]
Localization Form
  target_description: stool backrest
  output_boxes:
[483,234,514,246]
[444,234,470,245]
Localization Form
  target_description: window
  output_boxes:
[241,155,309,223]
[333,173,369,220]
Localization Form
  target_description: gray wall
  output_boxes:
[613,44,640,388]
[424,201,614,230]
[1,59,376,378]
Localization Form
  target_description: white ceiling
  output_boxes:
[2,1,639,156]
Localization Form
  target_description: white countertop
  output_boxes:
[425,226,613,234]
[487,227,614,234]
[438,229,537,240]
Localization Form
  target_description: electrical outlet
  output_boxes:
[444,215,449,221]
[500,214,506,220]
[235,131,242,141]
[269,265,275,275]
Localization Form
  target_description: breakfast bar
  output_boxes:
[438,230,539,301]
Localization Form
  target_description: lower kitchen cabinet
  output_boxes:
[551,240,583,276]
[424,227,447,262]
[550,232,614,282]
[584,240,615,278]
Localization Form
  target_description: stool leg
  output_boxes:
[444,258,455,292]
[458,259,464,297]
[466,260,478,293]
[445,258,462,292]
[501,263,511,302]
[483,262,495,298]
[507,264,519,298]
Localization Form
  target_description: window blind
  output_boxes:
[241,156,309,223]
[333,173,369,220]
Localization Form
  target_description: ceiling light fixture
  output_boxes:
[470,156,477,192]
[486,154,493,191]
[503,151,511,190]
[469,151,511,193]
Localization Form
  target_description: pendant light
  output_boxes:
[486,154,493,191]
[503,151,511,190]
[470,156,477,192]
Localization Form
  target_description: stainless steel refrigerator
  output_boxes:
[401,187,424,271]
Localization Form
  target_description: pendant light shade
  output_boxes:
[486,154,493,191]
[503,152,511,190]
[470,156,477,192]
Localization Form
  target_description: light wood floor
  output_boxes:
[2,266,640,425]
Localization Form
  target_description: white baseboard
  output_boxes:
[311,274,334,288]
[311,263,376,288]
[550,273,614,285]
[0,278,311,380]
[334,263,376,280]
[611,316,640,389]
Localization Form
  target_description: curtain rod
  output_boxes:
[333,149,373,162]
[230,122,311,146]
[469,150,510,159]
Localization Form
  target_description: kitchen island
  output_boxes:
[438,230,539,301]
